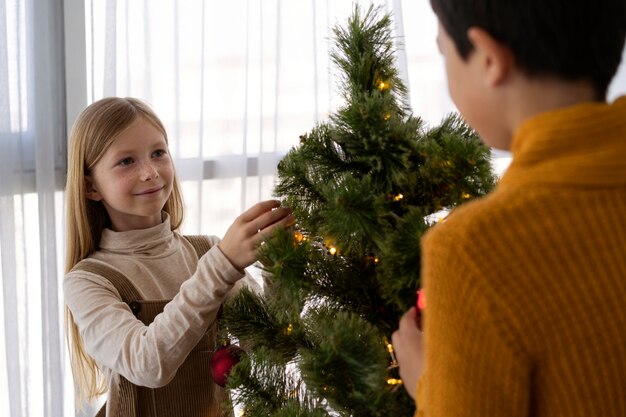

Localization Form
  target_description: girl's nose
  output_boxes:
[140,160,159,180]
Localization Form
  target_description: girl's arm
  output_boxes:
[65,201,293,388]
[64,242,243,388]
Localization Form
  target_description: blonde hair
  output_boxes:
[64,97,184,406]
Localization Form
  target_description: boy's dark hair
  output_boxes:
[430,0,626,99]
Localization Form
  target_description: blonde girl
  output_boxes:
[64,97,293,416]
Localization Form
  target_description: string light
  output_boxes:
[393,193,403,202]
[384,113,391,121]
[384,336,399,367]
[328,245,338,255]
[283,323,293,336]
[377,80,390,91]
[365,255,380,265]
[462,192,471,199]
[294,231,304,243]
[387,378,403,386]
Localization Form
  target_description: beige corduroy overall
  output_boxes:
[74,235,232,417]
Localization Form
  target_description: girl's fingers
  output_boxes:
[249,206,293,233]
[238,200,281,223]
[254,213,296,244]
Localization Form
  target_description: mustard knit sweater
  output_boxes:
[415,97,626,417]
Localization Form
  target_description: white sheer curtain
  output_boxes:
[2,0,626,417]
[0,0,67,417]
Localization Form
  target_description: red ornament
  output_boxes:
[415,290,426,330]
[416,290,426,310]
[209,344,245,387]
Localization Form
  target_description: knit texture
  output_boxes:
[415,97,626,416]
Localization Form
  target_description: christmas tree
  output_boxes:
[219,5,496,416]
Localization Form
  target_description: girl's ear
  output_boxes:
[467,27,515,87]
[85,176,102,201]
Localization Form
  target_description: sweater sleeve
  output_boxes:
[414,375,426,417]
[417,227,531,417]
[64,244,244,388]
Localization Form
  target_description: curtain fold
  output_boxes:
[0,0,66,416]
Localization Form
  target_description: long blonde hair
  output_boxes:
[64,97,184,405]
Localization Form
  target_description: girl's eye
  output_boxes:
[119,157,133,166]
[153,149,167,158]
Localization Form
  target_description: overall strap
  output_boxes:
[72,235,211,303]
[183,235,213,258]
[71,260,142,302]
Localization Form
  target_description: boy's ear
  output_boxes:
[85,176,102,201]
[467,27,514,87]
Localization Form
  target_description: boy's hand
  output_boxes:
[392,307,425,400]
[218,200,295,271]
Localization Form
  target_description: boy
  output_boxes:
[392,0,626,416]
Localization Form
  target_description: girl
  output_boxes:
[64,97,294,417]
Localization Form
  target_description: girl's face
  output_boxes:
[86,117,174,232]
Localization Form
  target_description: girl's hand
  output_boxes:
[392,307,425,400]
[218,200,295,271]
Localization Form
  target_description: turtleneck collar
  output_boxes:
[99,212,177,257]
[499,96,626,188]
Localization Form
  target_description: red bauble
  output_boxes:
[415,290,426,330]
[209,344,245,387]
[416,290,426,311]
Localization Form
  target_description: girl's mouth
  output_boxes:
[135,186,164,196]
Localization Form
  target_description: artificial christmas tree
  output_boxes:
[220,5,496,416]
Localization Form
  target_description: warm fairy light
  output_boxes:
[294,231,304,242]
[393,193,403,202]
[378,80,390,90]
[365,255,380,264]
[384,113,391,121]
[462,192,471,199]
[387,378,403,385]
[385,336,399,366]
[284,323,293,335]
[324,238,337,253]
